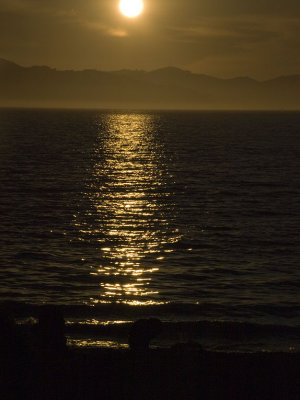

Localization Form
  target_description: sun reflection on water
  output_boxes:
[76,113,180,305]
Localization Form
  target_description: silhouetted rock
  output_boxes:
[129,318,162,351]
[171,341,203,353]
[37,305,67,356]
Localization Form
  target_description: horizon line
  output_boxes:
[1,57,300,82]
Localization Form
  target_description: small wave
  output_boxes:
[239,181,289,188]
[65,319,300,339]
[14,251,54,261]
[4,300,300,326]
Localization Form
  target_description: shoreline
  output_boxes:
[17,317,300,354]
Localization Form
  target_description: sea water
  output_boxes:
[0,109,299,352]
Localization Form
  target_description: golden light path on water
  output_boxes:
[77,113,181,306]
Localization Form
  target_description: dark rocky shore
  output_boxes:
[2,344,300,400]
[1,308,299,400]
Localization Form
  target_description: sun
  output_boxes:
[119,0,144,18]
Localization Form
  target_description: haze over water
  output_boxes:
[0,109,299,350]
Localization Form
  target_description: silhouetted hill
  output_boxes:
[0,58,23,72]
[0,59,299,109]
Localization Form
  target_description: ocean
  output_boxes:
[0,108,299,352]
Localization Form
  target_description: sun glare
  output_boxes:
[119,0,144,18]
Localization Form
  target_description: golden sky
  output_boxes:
[1,0,300,79]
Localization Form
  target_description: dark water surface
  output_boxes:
[0,109,299,351]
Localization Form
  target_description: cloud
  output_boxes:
[0,0,299,77]
[82,21,128,37]
[165,17,280,44]
[153,0,300,18]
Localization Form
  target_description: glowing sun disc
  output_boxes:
[119,0,144,18]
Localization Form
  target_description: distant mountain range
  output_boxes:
[1,58,300,109]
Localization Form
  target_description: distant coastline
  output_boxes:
[1,58,300,110]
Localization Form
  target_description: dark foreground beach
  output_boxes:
[2,341,299,400]
[1,308,299,400]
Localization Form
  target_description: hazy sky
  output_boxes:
[1,0,300,79]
